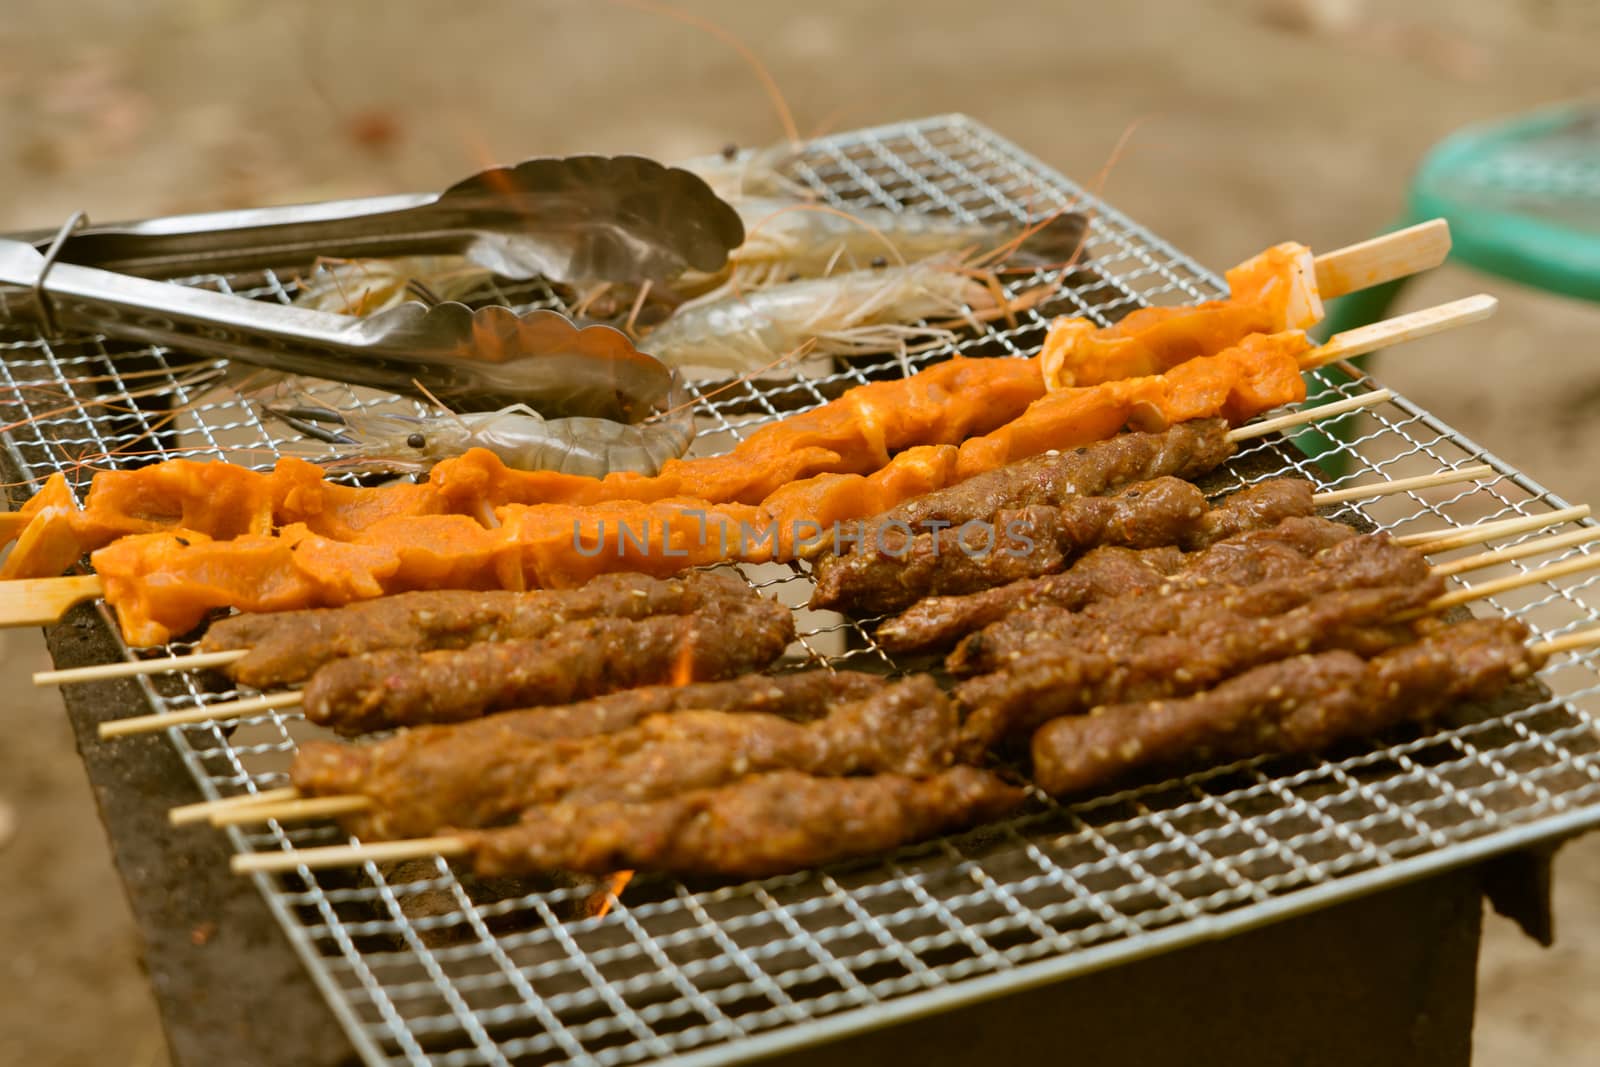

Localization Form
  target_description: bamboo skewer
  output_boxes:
[1311,464,1492,506]
[1312,219,1452,299]
[169,787,299,827]
[1225,390,1391,442]
[36,648,248,686]
[228,622,1600,878]
[1393,553,1600,622]
[234,837,467,874]
[97,690,302,739]
[0,574,103,627]
[1432,527,1600,578]
[209,794,372,826]
[1298,294,1497,371]
[1532,626,1600,659]
[1398,506,1591,552]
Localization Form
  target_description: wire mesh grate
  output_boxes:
[5,114,1600,1067]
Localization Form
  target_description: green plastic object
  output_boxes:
[1296,102,1600,469]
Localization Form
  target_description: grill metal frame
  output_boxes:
[5,114,1600,1067]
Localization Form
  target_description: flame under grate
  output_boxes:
[4,115,1600,1067]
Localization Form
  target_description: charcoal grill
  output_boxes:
[7,115,1600,1067]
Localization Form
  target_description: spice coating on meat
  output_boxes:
[950,531,1436,676]
[1187,478,1314,545]
[877,545,1185,653]
[811,477,1213,616]
[1030,617,1537,796]
[289,669,883,798]
[293,677,956,839]
[201,571,755,687]
[300,598,795,734]
[457,767,1026,880]
[872,419,1234,536]
[954,582,1439,756]
[877,514,1360,655]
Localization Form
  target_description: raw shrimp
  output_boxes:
[642,257,1050,375]
[721,200,1088,288]
[294,255,496,316]
[683,144,811,202]
[269,393,696,478]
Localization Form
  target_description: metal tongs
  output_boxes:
[0,155,745,417]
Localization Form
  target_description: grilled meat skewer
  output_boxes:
[955,583,1437,757]
[199,571,756,688]
[810,476,1317,617]
[458,767,1026,880]
[343,670,886,754]
[822,417,1236,554]
[1031,618,1537,796]
[950,530,1436,676]
[302,598,795,734]
[876,514,1361,653]
[293,677,953,839]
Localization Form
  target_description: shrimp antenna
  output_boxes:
[609,0,801,146]
[646,339,820,423]
[0,367,224,438]
[968,117,1144,275]
[409,379,472,434]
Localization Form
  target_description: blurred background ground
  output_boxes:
[2,0,1598,1063]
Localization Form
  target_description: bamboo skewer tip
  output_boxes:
[98,689,303,740]
[1227,389,1392,443]
[169,786,299,826]
[210,794,373,827]
[36,647,248,687]
[1310,464,1493,507]
[232,837,468,875]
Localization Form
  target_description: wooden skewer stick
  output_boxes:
[97,690,302,739]
[1532,626,1600,659]
[1313,219,1452,299]
[169,787,299,827]
[1225,390,1391,442]
[1394,552,1600,622]
[210,794,372,827]
[1432,527,1600,578]
[1299,294,1497,372]
[0,574,103,627]
[36,648,248,686]
[1398,506,1591,552]
[1311,465,1493,506]
[233,837,468,874]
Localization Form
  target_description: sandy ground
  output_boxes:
[3,1,1600,1063]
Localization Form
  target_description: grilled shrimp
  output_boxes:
[269,394,696,478]
[723,200,1087,288]
[642,258,1044,374]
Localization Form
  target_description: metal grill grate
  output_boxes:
[6,115,1600,1067]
